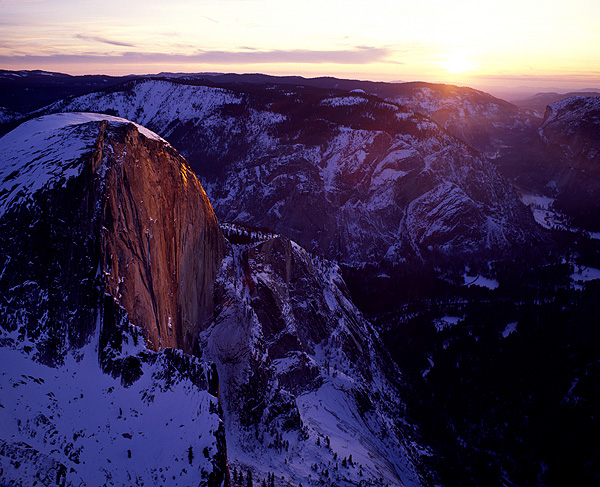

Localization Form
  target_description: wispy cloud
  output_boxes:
[0,46,393,66]
[74,34,136,48]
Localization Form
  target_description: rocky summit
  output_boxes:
[0,112,430,487]
[0,113,227,486]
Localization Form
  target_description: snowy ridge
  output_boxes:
[0,113,166,218]
[201,234,427,486]
[39,79,541,267]
[538,95,600,164]
[543,96,600,123]
[533,95,600,230]
[207,101,536,265]
[47,80,243,139]
[0,107,22,125]
[0,342,224,486]
[393,86,502,116]
[388,85,537,158]
[320,95,367,107]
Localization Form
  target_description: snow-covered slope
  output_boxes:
[46,79,543,268]
[513,91,600,113]
[385,83,539,159]
[47,80,243,140]
[202,225,429,486]
[0,344,225,486]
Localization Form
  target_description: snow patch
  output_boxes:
[570,266,600,289]
[321,96,367,107]
[434,316,462,332]
[463,274,499,290]
[501,322,518,338]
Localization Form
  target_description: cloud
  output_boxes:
[0,46,393,66]
[74,34,136,48]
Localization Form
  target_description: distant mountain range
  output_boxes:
[513,90,600,112]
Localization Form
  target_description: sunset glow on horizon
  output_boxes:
[1,0,599,96]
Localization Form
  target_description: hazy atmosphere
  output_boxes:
[2,0,599,96]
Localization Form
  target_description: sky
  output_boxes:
[1,0,599,97]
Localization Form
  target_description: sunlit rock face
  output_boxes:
[99,118,225,353]
[0,113,225,359]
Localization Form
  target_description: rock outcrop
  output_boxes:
[529,97,600,229]
[201,224,428,487]
[0,112,224,358]
[0,113,227,486]
[99,118,225,353]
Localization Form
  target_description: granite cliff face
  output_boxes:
[0,113,227,486]
[99,118,225,353]
[0,112,431,487]
[0,112,224,357]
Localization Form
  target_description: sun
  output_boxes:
[440,52,476,74]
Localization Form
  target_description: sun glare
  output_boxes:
[440,52,476,74]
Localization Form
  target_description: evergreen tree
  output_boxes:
[187,446,193,465]
[247,469,253,487]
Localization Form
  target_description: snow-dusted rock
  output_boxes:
[0,113,227,486]
[0,112,225,356]
[534,97,600,229]
[387,83,538,159]
[0,111,431,487]
[202,225,429,486]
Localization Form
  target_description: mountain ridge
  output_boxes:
[39,78,546,272]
